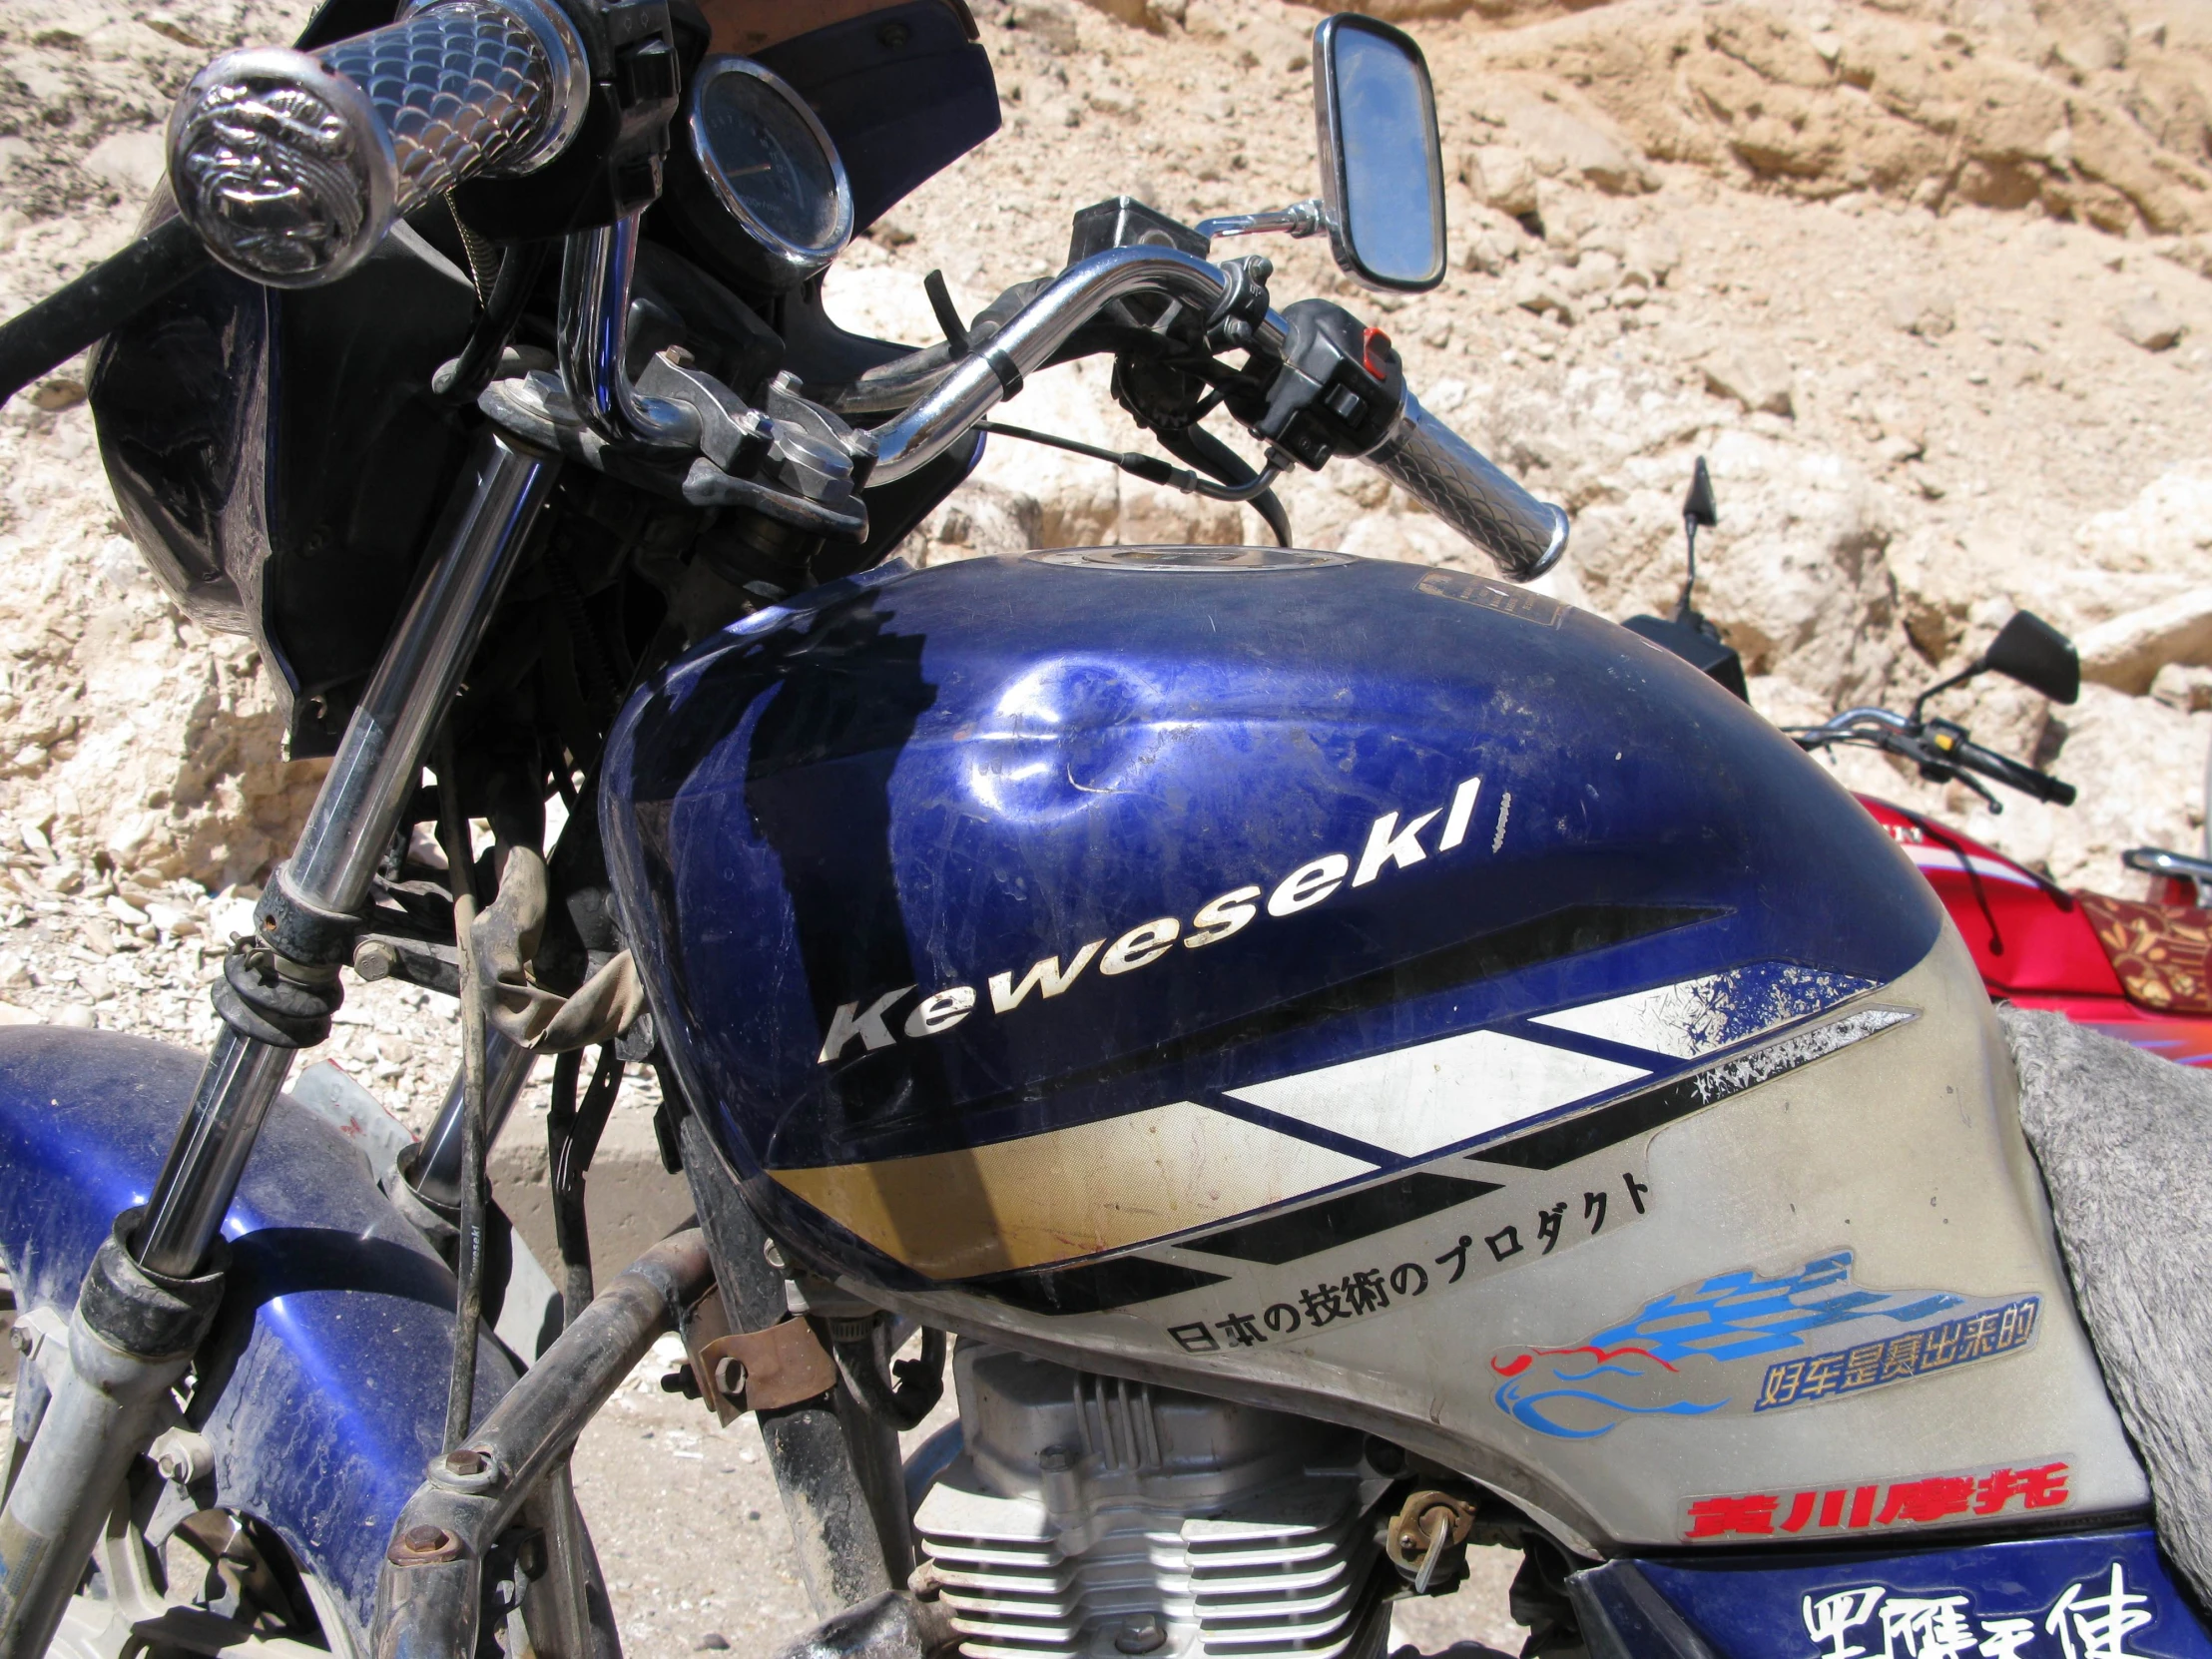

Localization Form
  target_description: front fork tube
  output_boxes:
[0,432,559,1659]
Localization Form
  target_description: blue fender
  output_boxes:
[0,1028,516,1647]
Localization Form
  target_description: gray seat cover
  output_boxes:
[2003,1004,2212,1603]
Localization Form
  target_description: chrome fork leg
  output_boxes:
[0,431,559,1659]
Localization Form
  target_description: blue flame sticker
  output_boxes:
[1489,1252,2036,1439]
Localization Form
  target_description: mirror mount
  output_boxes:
[1313,14,1447,293]
[1623,455,1747,702]
[1196,200,1330,246]
[1909,662,1988,726]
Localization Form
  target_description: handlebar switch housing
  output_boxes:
[1235,298,1404,470]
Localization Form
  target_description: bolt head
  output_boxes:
[352,938,397,981]
[444,1447,487,1476]
[1114,1616,1168,1655]
[7,1324,31,1356]
[400,1525,453,1557]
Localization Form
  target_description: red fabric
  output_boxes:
[2074,890,2212,1015]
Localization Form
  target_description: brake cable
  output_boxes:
[979,419,1287,504]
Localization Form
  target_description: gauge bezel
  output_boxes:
[686,55,855,287]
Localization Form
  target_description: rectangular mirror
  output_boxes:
[1313,14,1446,293]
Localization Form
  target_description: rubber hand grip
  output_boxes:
[1364,391,1568,582]
[1955,740,2077,807]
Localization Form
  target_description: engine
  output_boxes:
[915,1345,1395,1659]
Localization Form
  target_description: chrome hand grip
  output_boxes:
[1365,390,1568,581]
[166,0,587,288]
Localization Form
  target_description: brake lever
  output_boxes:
[1915,759,2002,814]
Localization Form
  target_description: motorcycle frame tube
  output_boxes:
[678,1112,898,1613]
[372,1230,712,1659]
[410,1025,537,1212]
[866,245,1290,484]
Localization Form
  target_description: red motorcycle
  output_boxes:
[1644,462,2212,1065]
[1851,795,2212,1066]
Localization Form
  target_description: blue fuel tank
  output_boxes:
[601,546,2142,1549]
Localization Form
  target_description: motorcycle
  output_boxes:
[1801,732,2212,1073]
[0,4,2203,1659]
[1626,461,2212,1071]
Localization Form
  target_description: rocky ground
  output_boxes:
[1,0,2211,1652]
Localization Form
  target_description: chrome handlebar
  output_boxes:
[866,246,1291,484]
[166,0,587,288]
[160,0,1566,583]
[863,244,1567,584]
[557,206,701,449]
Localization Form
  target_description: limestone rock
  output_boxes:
[2078,590,2212,695]
[1622,223,1680,287]
[1447,0,2212,233]
[2160,237,2212,281]
[1007,0,1082,52]
[2070,463,2212,576]
[78,129,164,197]
[1509,267,1574,322]
[1463,75,1655,198]
[1888,288,1956,337]
[1701,346,1795,417]
[1460,145,1539,218]
[2111,293,2186,351]
[1460,213,1525,276]
[2151,664,2212,715]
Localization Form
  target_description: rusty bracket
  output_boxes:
[682,1295,837,1424]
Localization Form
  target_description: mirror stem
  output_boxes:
[1676,515,1700,623]
[1911,661,1986,725]
[1196,200,1329,245]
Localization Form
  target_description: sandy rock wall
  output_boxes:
[863,0,2212,891]
[0,0,325,904]
[0,0,2207,1018]
[1436,0,2212,237]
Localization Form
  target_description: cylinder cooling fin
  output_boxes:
[915,1344,1397,1659]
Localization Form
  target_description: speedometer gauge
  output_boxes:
[670,57,854,290]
